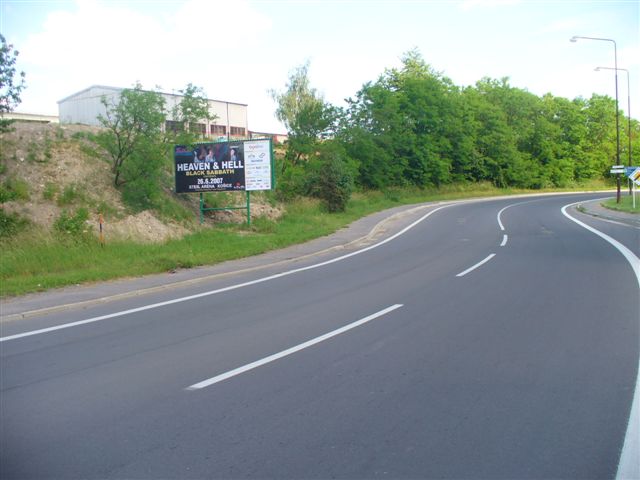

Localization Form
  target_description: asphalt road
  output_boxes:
[1,193,638,479]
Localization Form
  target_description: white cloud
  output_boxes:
[14,0,277,127]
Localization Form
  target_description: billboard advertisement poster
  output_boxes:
[244,140,272,191]
[174,141,245,193]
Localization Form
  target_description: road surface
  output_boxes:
[1,193,638,479]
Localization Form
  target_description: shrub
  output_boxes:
[0,177,30,203]
[54,208,90,236]
[119,142,165,211]
[0,209,29,237]
[273,163,307,202]
[305,143,354,213]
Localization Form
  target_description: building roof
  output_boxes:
[57,84,248,107]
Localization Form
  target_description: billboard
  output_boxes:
[174,139,273,194]
[244,140,273,191]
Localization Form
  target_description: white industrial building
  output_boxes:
[57,85,249,139]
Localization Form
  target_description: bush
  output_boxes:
[0,177,30,203]
[54,208,90,236]
[119,142,165,211]
[306,143,354,212]
[121,179,161,211]
[273,162,307,202]
[0,209,29,237]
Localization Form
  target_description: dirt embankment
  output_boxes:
[1,122,282,243]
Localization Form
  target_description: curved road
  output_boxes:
[1,193,638,479]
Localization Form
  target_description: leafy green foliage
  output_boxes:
[337,49,637,190]
[119,138,166,211]
[0,177,29,202]
[54,208,90,237]
[0,34,26,133]
[96,83,166,186]
[57,184,83,206]
[167,83,216,144]
[305,142,354,212]
[0,209,28,237]
[270,61,338,171]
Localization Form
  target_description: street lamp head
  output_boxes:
[570,36,578,42]
[594,67,601,71]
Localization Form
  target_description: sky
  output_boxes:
[1,0,638,134]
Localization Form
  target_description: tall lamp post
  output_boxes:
[571,36,621,200]
[595,66,632,168]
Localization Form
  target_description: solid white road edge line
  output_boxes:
[0,205,451,343]
[186,304,404,391]
[561,201,640,480]
[455,254,496,277]
[500,234,508,247]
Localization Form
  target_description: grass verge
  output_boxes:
[601,194,640,214]
[0,183,610,297]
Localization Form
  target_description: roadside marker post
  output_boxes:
[99,213,105,247]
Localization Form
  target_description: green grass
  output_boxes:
[0,183,611,297]
[0,177,30,202]
[601,194,640,214]
[57,183,84,206]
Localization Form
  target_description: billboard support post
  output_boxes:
[246,191,251,226]
[199,193,204,225]
[198,193,252,225]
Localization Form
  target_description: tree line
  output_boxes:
[4,34,636,215]
[272,50,639,211]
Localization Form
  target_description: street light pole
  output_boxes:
[595,66,632,170]
[571,35,621,202]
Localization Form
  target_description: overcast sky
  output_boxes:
[1,0,638,133]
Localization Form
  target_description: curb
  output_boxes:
[574,198,640,229]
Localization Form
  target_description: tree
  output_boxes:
[270,61,337,171]
[168,83,216,142]
[343,50,458,188]
[96,83,166,187]
[343,80,410,188]
[0,34,26,133]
